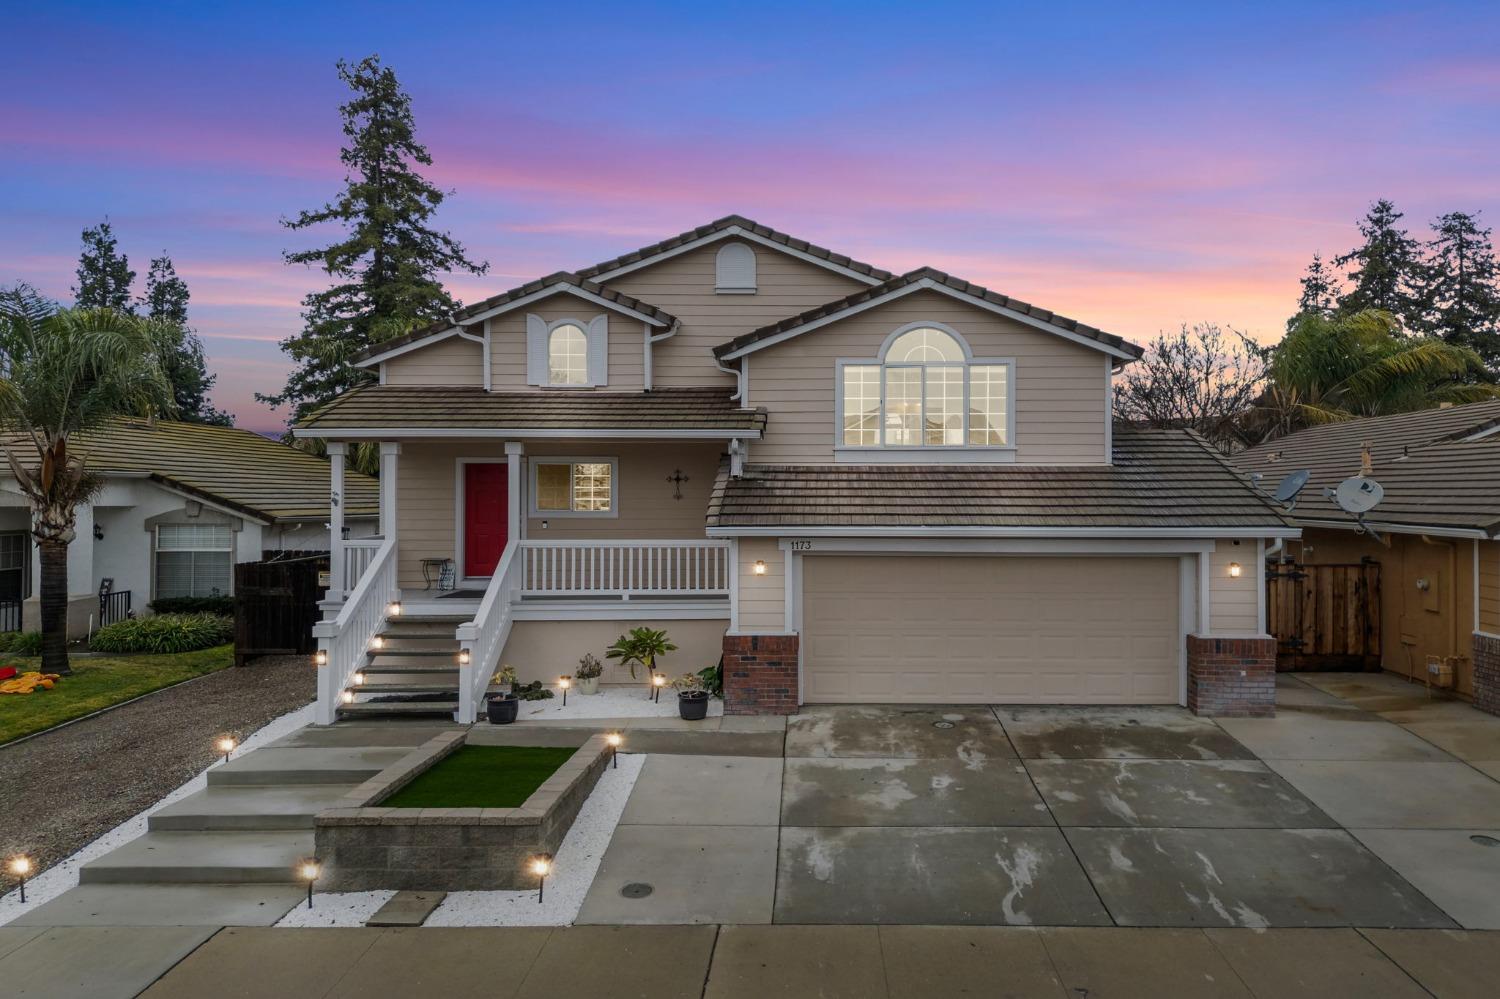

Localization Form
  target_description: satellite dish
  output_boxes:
[1333,476,1384,514]
[1273,470,1310,508]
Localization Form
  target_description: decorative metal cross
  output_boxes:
[666,469,690,500]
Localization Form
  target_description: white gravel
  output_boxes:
[277,751,646,928]
[510,687,723,721]
[0,703,317,924]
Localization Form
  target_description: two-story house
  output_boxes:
[295,216,1294,724]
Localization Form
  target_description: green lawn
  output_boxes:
[0,644,234,746]
[383,745,578,808]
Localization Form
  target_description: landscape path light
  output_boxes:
[530,853,553,904]
[216,736,236,764]
[8,855,30,903]
[559,675,570,707]
[299,860,321,908]
[652,673,667,703]
[606,732,622,768]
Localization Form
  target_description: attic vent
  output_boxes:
[715,242,757,294]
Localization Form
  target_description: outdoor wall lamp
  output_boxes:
[314,650,328,667]
[369,635,385,651]
[458,649,471,665]
[753,560,768,575]
[1228,562,1242,578]
[387,601,402,617]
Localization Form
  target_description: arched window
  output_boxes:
[548,323,588,385]
[841,324,1010,448]
[715,242,757,293]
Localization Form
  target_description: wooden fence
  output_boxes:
[233,552,328,666]
[1266,560,1381,671]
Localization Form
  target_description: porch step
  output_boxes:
[361,663,460,677]
[382,616,470,635]
[78,830,313,885]
[207,747,410,787]
[337,699,459,718]
[366,651,461,669]
[371,639,458,654]
[149,785,359,832]
[357,683,460,695]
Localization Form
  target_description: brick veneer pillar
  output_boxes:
[1186,635,1276,718]
[723,634,799,716]
[1473,633,1500,717]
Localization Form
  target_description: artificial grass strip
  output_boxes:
[383,745,578,808]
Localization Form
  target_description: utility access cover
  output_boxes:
[621,882,655,898]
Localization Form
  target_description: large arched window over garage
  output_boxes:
[840,323,1011,448]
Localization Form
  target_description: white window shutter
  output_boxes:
[526,314,548,385]
[586,315,608,386]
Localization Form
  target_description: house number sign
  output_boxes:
[790,540,814,551]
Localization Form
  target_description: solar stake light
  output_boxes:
[606,732,622,768]
[8,855,31,903]
[559,675,570,706]
[314,649,328,667]
[530,853,553,903]
[299,860,321,908]
[652,673,667,703]
[216,736,237,763]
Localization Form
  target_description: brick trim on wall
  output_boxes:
[1473,632,1500,718]
[723,634,799,716]
[1186,634,1276,718]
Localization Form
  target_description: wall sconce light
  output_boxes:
[314,650,328,667]
[93,523,104,541]
[8,855,31,903]
[457,649,471,666]
[216,736,236,763]
[299,860,321,909]
[1228,562,1242,578]
[753,560,768,576]
[529,853,553,904]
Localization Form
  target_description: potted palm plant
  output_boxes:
[575,653,603,695]
[605,627,678,697]
[486,665,519,724]
[671,673,710,721]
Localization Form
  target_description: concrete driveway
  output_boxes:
[584,672,1500,929]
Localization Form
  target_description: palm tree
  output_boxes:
[0,286,175,674]
[1255,310,1498,440]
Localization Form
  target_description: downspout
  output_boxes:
[455,317,487,391]
[1421,534,1460,660]
[715,355,745,402]
[1265,537,1285,563]
[646,320,680,391]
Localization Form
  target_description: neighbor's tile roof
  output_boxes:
[574,214,894,283]
[1234,400,1500,533]
[297,386,767,433]
[2,420,379,523]
[351,273,678,364]
[712,267,1146,360]
[707,427,1288,530]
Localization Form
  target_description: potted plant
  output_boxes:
[486,665,519,724]
[575,653,604,695]
[672,673,710,721]
[605,627,679,696]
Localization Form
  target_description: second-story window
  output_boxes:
[841,324,1011,449]
[548,323,588,385]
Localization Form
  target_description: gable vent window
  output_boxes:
[840,324,1011,449]
[155,523,233,599]
[715,242,757,293]
[527,314,608,387]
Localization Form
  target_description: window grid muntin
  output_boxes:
[534,460,614,514]
[547,324,588,385]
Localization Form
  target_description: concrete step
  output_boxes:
[338,700,459,718]
[148,784,359,831]
[382,616,469,636]
[207,747,410,787]
[79,830,314,885]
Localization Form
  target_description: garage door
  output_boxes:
[801,555,1180,704]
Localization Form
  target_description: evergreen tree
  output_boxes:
[1417,211,1500,365]
[1290,253,1339,327]
[141,255,233,426]
[72,220,136,311]
[1333,199,1425,328]
[258,54,488,423]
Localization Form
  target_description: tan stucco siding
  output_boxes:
[497,618,727,687]
[601,243,869,388]
[485,292,646,391]
[735,538,786,632]
[1479,539,1500,634]
[745,290,1109,464]
[1209,540,1261,634]
[381,334,485,387]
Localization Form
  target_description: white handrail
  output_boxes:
[455,540,524,723]
[312,537,397,725]
[519,540,730,598]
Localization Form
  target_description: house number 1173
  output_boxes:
[790,541,814,551]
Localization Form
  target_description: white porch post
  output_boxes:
[505,442,523,542]
[326,443,346,601]
[379,443,401,542]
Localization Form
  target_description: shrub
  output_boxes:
[511,680,554,701]
[0,631,43,656]
[148,596,235,616]
[90,613,233,654]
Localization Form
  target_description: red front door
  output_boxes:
[464,463,508,577]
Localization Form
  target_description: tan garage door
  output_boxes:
[801,555,1180,704]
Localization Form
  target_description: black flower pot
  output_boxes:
[678,690,709,721]
[486,693,519,724]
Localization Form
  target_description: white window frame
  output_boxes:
[833,321,1016,463]
[152,523,235,600]
[526,313,608,388]
[528,456,620,519]
[546,321,589,386]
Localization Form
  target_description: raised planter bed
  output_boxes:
[314,730,610,891]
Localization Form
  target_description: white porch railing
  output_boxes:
[342,538,383,596]
[455,541,525,723]
[312,537,398,726]
[518,540,731,598]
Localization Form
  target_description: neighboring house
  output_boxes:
[0,420,379,637]
[296,215,1293,724]
[1235,401,1500,715]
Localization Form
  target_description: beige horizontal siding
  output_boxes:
[1480,539,1500,634]
[747,289,1109,464]
[381,335,485,386]
[395,441,500,589]
[1209,540,1261,635]
[603,243,869,388]
[736,538,786,632]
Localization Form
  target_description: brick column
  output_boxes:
[1473,633,1500,717]
[1186,635,1276,718]
[723,634,799,716]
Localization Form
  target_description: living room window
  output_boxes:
[155,523,233,599]
[840,324,1011,449]
[531,459,617,516]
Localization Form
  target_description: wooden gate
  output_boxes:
[1266,561,1381,671]
[233,553,328,666]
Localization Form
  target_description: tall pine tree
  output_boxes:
[1333,199,1425,328]
[141,255,233,425]
[73,221,135,311]
[259,55,488,424]
[1417,211,1500,366]
[1290,253,1339,327]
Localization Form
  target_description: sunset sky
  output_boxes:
[4,1,1498,432]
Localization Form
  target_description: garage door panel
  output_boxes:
[802,555,1179,706]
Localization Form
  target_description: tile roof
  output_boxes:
[350,273,677,364]
[296,386,767,434]
[707,427,1288,530]
[574,214,894,283]
[2,420,378,523]
[712,267,1146,360]
[1233,400,1500,534]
